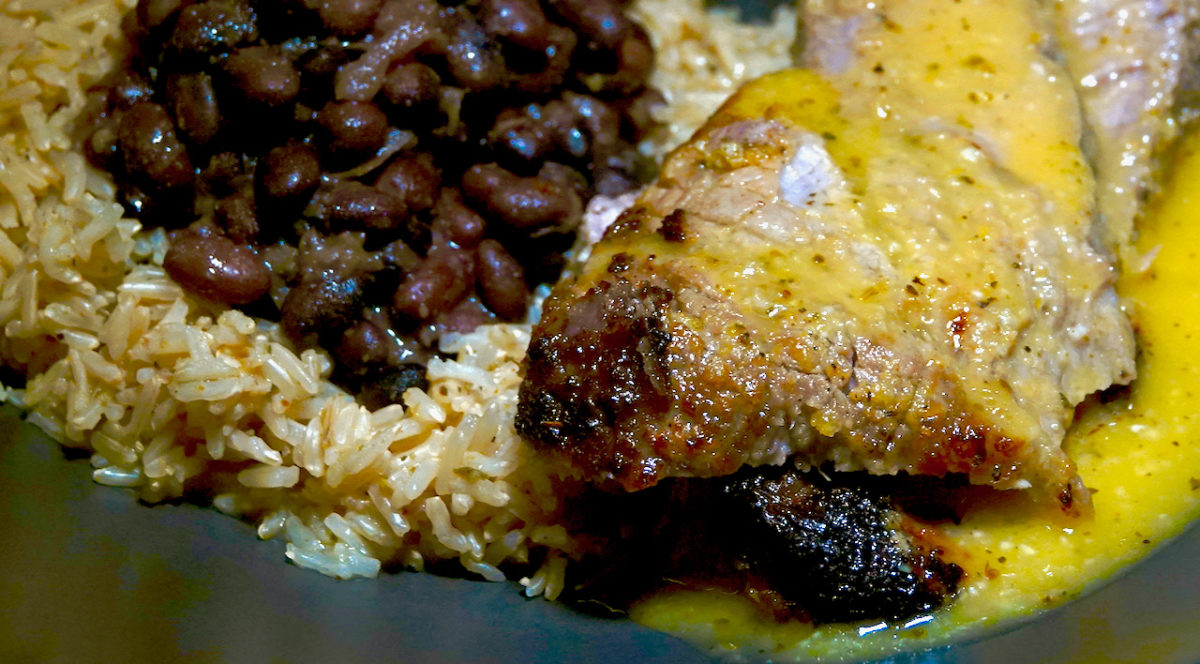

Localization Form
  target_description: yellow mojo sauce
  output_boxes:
[629,132,1200,660]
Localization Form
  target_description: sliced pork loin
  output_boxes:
[1047,0,1200,259]
[517,0,1198,625]
[516,0,1200,511]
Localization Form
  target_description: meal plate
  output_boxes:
[2,0,1198,661]
[1,404,1197,663]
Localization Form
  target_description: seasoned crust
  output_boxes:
[516,254,1087,512]
[517,277,676,489]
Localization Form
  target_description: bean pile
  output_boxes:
[86,0,660,407]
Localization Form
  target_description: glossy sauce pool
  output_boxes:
[628,133,1200,661]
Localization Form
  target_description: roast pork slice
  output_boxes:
[517,0,1198,511]
[1048,0,1200,260]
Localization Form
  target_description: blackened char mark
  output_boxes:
[516,277,674,487]
[716,466,962,624]
[657,208,687,242]
[564,466,963,625]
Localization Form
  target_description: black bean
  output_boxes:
[356,363,428,410]
[169,0,256,59]
[375,152,440,213]
[118,102,194,190]
[512,23,576,93]
[316,0,382,38]
[488,110,552,167]
[433,189,485,247]
[297,38,351,79]
[623,86,665,137]
[121,7,152,60]
[443,14,508,91]
[479,0,549,50]
[460,163,579,231]
[432,296,497,336]
[281,276,364,348]
[310,181,408,232]
[475,239,527,319]
[539,98,588,157]
[137,0,191,34]
[567,93,620,156]
[392,244,475,321]
[294,228,381,278]
[537,161,588,199]
[118,183,164,221]
[380,237,421,272]
[364,238,420,303]
[199,151,243,196]
[334,319,391,374]
[215,191,258,243]
[85,122,119,170]
[550,0,630,50]
[107,71,155,110]
[260,142,321,204]
[224,45,301,107]
[362,237,417,300]
[381,63,440,111]
[586,25,653,96]
[618,26,654,87]
[317,100,389,158]
[505,227,572,285]
[167,72,220,146]
[164,228,270,305]
[251,0,321,41]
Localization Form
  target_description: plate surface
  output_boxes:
[3,2,1198,660]
[1,405,1198,663]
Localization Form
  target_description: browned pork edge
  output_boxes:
[517,237,1088,514]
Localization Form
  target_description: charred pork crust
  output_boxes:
[516,254,1070,504]
[715,466,962,623]
[565,465,963,624]
[516,276,675,488]
[656,208,688,242]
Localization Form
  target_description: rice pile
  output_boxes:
[0,0,793,590]
[631,0,796,151]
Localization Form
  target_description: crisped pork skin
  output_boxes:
[517,0,1172,509]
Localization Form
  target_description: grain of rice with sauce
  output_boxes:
[0,0,792,593]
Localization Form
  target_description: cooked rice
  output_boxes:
[0,0,794,591]
[632,0,797,151]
